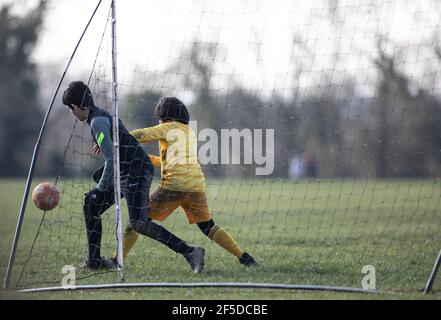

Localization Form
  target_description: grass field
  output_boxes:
[0,178,440,300]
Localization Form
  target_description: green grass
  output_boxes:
[0,178,440,300]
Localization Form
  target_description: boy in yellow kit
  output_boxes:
[120,97,257,270]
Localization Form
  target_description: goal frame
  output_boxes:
[3,0,105,290]
[3,0,440,295]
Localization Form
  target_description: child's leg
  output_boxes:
[83,188,114,267]
[181,192,249,259]
[121,224,139,258]
[182,192,257,266]
[197,219,258,266]
[124,174,192,256]
[114,187,180,259]
[197,219,244,258]
[125,180,205,273]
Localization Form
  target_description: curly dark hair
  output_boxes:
[154,97,190,124]
[62,81,95,109]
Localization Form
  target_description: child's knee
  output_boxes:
[130,218,156,238]
[197,219,216,237]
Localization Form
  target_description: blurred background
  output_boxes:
[0,0,440,179]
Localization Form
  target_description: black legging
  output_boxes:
[84,168,192,265]
[197,219,216,237]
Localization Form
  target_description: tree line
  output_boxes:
[1,1,439,179]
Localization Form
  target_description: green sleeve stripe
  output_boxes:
[96,132,105,147]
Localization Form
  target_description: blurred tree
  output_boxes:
[371,37,441,177]
[0,1,46,177]
[119,34,441,179]
[121,89,162,157]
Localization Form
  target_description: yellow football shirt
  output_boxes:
[130,122,206,192]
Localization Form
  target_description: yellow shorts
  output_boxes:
[147,187,212,224]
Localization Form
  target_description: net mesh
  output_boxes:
[12,0,441,292]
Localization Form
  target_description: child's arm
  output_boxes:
[148,155,161,168]
[130,124,167,143]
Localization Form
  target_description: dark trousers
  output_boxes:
[83,161,191,265]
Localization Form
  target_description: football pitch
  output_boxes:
[0,178,440,300]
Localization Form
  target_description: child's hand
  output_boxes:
[91,144,101,156]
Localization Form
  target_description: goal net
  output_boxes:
[8,0,441,293]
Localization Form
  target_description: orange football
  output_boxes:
[32,182,60,211]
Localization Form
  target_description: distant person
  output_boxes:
[303,152,318,178]
[289,155,303,180]
[62,81,204,273]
